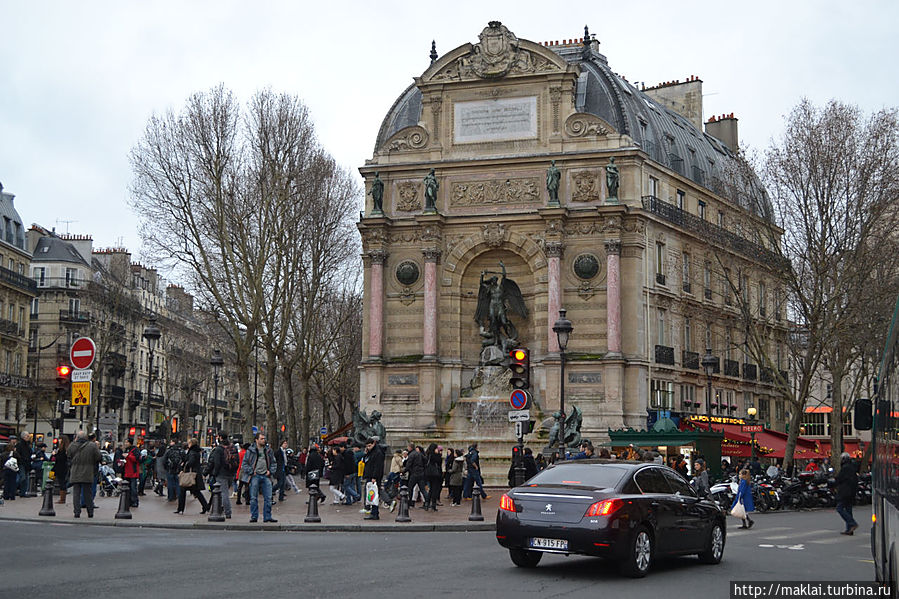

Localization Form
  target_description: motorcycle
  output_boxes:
[710,476,738,510]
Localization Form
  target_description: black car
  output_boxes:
[496,460,726,577]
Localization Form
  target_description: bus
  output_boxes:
[868,296,899,592]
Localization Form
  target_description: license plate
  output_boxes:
[529,537,568,550]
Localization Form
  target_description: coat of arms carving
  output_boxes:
[465,21,519,79]
[572,172,600,202]
[396,182,420,212]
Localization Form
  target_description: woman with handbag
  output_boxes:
[174,438,209,515]
[731,469,755,529]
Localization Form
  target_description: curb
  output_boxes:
[0,514,496,533]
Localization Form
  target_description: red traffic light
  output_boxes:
[509,347,530,389]
[511,349,527,361]
[57,365,71,376]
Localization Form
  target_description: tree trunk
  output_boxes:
[830,368,845,474]
[301,376,311,448]
[282,366,298,449]
[783,407,804,476]
[264,348,278,441]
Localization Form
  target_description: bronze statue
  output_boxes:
[423,168,438,211]
[547,406,583,450]
[475,261,528,352]
[352,409,387,447]
[369,172,384,213]
[606,157,619,199]
[546,160,561,205]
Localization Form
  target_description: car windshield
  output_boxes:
[526,464,627,488]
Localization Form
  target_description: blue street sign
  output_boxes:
[319,426,328,435]
[252,426,258,434]
[510,389,529,410]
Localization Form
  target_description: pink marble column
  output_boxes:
[546,242,563,353]
[368,250,388,359]
[422,248,441,358]
[605,240,622,355]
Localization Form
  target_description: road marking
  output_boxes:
[758,543,805,551]
[809,537,849,544]
[761,530,832,540]
[859,559,875,563]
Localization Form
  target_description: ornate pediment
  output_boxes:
[383,126,429,153]
[564,113,616,138]
[423,22,568,84]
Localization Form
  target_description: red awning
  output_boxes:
[813,439,865,458]
[684,420,825,459]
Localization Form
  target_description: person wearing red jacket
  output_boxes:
[123,439,141,507]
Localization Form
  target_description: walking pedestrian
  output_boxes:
[53,435,70,504]
[174,438,209,515]
[235,443,249,505]
[462,443,488,500]
[205,433,237,519]
[304,444,325,503]
[15,431,32,497]
[362,437,384,520]
[405,444,427,508]
[327,445,346,504]
[67,430,101,518]
[2,440,19,500]
[274,439,288,502]
[163,439,183,502]
[449,449,465,506]
[834,453,859,535]
[342,443,360,505]
[123,439,141,508]
[424,443,442,511]
[731,469,755,529]
[238,433,277,523]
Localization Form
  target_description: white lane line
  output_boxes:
[761,529,833,540]
[809,537,850,544]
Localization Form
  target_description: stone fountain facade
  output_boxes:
[357,23,789,484]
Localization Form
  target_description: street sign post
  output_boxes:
[72,369,92,382]
[509,389,531,410]
[71,381,91,406]
[507,409,530,422]
[70,337,97,370]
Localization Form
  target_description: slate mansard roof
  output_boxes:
[374,36,772,221]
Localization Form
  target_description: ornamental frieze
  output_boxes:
[571,171,600,203]
[564,113,613,138]
[450,178,539,206]
[395,182,420,212]
[384,126,429,153]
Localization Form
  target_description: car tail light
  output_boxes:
[499,494,519,512]
[585,498,623,517]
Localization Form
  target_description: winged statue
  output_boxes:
[547,406,584,450]
[352,409,386,447]
[474,261,528,353]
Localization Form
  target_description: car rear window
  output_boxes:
[527,464,627,488]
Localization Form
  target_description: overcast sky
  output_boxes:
[1,1,896,268]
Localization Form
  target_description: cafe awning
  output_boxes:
[684,420,824,459]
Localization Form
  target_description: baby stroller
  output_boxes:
[98,463,120,497]
[381,472,401,511]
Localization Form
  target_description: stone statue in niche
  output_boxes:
[423,168,438,212]
[369,172,384,214]
[606,157,620,201]
[475,261,528,361]
[546,160,561,206]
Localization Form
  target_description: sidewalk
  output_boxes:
[0,487,499,532]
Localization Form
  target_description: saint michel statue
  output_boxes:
[475,261,528,357]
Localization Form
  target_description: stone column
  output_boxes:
[368,250,388,359]
[546,242,564,353]
[422,248,441,359]
[605,240,622,355]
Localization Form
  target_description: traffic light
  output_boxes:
[525,420,536,434]
[56,364,71,387]
[170,417,178,434]
[509,348,530,389]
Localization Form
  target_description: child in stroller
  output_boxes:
[381,471,402,512]
[98,462,120,497]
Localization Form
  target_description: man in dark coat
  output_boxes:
[404,444,427,507]
[162,440,183,502]
[362,437,384,520]
[67,430,101,518]
[834,453,859,535]
[15,432,32,496]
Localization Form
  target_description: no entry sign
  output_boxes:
[70,337,96,369]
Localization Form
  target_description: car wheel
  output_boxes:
[620,525,653,578]
[698,521,725,564]
[509,548,542,568]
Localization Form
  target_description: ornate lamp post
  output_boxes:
[701,347,717,430]
[142,317,161,438]
[552,308,573,460]
[210,349,224,441]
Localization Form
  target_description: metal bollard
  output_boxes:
[115,480,132,519]
[207,482,225,522]
[395,483,411,523]
[305,484,321,523]
[38,480,56,517]
[469,487,485,521]
[25,470,37,498]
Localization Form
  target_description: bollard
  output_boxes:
[38,480,56,517]
[469,487,485,521]
[304,484,321,523]
[207,482,225,522]
[25,470,37,498]
[115,480,132,519]
[395,483,411,523]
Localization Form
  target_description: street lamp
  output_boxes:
[552,308,573,460]
[210,349,224,442]
[701,347,717,431]
[142,316,161,437]
[747,406,758,461]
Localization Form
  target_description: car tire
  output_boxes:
[619,525,653,578]
[509,548,542,568]
[698,521,725,564]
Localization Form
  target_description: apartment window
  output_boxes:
[776,344,782,370]
[682,253,691,292]
[803,412,826,436]
[676,189,685,210]
[759,281,767,317]
[741,273,749,303]
[705,324,712,349]
[704,261,712,299]
[16,263,23,275]
[18,307,24,329]
[650,379,674,409]
[698,200,706,219]
[7,258,12,271]
[657,309,667,346]
[724,268,733,305]
[826,383,833,400]
[680,384,696,411]
[725,329,732,360]
[30,298,38,317]
[718,210,725,227]
[684,317,692,351]
[33,267,46,287]
[29,328,38,350]
[744,391,753,412]
[14,353,21,375]
[65,268,80,288]
[775,287,783,321]
[655,242,666,285]
[649,176,659,198]
[843,412,853,437]
[7,305,13,323]
[723,390,735,413]
[758,398,770,422]
[69,298,80,315]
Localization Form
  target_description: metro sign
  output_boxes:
[70,337,97,370]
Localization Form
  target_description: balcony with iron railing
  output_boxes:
[59,310,91,325]
[724,359,740,377]
[760,366,775,384]
[682,351,700,370]
[1,266,37,295]
[654,345,675,366]
[0,318,23,338]
[743,363,757,381]
[641,196,786,266]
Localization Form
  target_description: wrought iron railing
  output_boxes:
[743,363,757,381]
[654,345,675,365]
[682,351,700,370]
[724,359,740,377]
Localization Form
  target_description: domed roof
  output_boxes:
[373,30,773,221]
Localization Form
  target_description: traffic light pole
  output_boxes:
[513,426,526,488]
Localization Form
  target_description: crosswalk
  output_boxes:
[729,524,869,549]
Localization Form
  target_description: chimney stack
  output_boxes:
[705,113,739,152]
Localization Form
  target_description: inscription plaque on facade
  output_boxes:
[454,96,538,144]
[388,374,419,386]
[569,372,602,384]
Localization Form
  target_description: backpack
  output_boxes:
[165,449,183,473]
[223,444,240,473]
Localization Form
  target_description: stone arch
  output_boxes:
[442,229,547,285]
